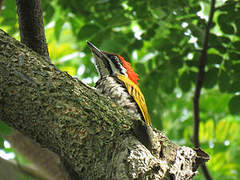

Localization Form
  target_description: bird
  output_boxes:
[87,41,151,127]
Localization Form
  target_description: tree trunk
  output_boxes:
[0,29,209,180]
[16,0,50,61]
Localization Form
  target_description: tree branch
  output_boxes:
[16,0,49,61]
[0,29,208,179]
[0,157,48,180]
[5,130,68,180]
[193,0,215,180]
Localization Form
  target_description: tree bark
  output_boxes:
[16,0,49,61]
[0,29,209,179]
[11,1,66,179]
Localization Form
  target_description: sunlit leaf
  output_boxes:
[199,120,214,142]
[59,66,76,76]
[216,120,230,142]
[209,153,226,171]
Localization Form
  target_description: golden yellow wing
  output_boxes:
[117,74,151,126]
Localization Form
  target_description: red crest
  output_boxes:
[117,55,139,85]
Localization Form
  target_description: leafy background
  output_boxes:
[1,0,240,179]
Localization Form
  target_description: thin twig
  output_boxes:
[16,0,50,61]
[201,163,213,180]
[193,0,215,180]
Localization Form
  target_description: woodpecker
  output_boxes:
[87,41,151,127]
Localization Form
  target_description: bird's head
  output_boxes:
[87,41,139,85]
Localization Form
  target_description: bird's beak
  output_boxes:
[87,41,105,59]
[87,41,112,77]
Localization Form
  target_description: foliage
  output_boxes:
[1,0,240,179]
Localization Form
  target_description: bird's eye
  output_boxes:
[112,56,119,62]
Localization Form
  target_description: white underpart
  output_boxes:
[95,76,142,120]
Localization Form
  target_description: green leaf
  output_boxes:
[232,41,240,51]
[229,81,240,92]
[135,1,150,18]
[189,5,201,14]
[188,23,204,41]
[199,120,214,142]
[186,60,198,67]
[170,56,183,69]
[236,18,240,36]
[218,71,231,92]
[147,59,154,72]
[130,40,143,50]
[218,36,231,44]
[42,2,55,24]
[55,18,65,40]
[209,33,219,46]
[0,0,17,34]
[229,52,240,60]
[100,39,121,52]
[218,14,229,24]
[0,121,12,135]
[178,71,195,92]
[77,24,100,40]
[160,73,175,93]
[232,64,240,81]
[142,27,156,40]
[69,16,83,35]
[215,44,227,54]
[108,15,130,26]
[228,95,240,115]
[135,63,146,76]
[150,7,166,19]
[208,54,222,64]
[203,68,218,89]
[219,23,235,34]
[219,1,236,12]
[216,120,231,142]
